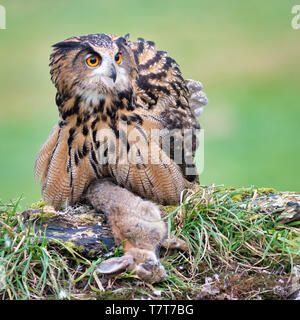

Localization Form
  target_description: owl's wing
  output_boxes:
[128,38,205,181]
[129,38,198,127]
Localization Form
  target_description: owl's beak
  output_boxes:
[108,64,117,83]
[99,58,117,83]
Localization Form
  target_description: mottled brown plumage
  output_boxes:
[34,33,207,282]
[35,33,204,209]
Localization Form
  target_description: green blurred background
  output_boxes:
[0,0,299,208]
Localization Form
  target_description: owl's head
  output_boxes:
[50,33,137,101]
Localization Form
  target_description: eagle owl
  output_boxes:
[34,33,207,282]
[35,33,207,209]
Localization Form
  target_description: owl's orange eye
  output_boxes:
[86,55,100,67]
[115,52,122,64]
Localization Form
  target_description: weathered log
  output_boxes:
[21,187,300,257]
[22,204,115,257]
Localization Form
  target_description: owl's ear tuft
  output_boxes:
[115,35,129,49]
[52,40,92,52]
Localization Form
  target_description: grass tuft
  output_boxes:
[0,200,105,300]
[0,185,299,300]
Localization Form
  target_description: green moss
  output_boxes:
[59,241,86,254]
[30,199,48,209]
[77,245,86,254]
[232,194,243,202]
[63,241,77,249]
[161,205,178,218]
[87,249,97,258]
[76,213,101,225]
[66,241,85,253]
[228,187,277,202]
[257,187,277,194]
[28,210,57,221]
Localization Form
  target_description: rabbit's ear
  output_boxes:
[96,255,133,274]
